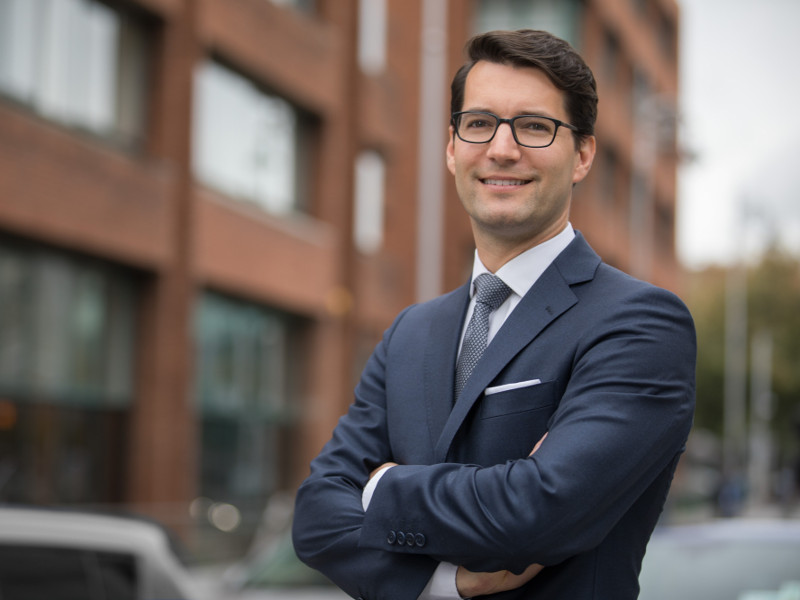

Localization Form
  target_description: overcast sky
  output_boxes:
[676,0,800,268]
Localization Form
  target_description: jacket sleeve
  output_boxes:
[292,307,438,600]
[358,286,696,574]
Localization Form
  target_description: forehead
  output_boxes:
[463,60,567,118]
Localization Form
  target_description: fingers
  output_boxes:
[530,432,548,455]
[456,563,544,597]
[369,462,398,480]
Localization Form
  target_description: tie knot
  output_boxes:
[473,273,512,311]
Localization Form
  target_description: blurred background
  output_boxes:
[0,0,798,578]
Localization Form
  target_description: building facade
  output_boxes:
[0,0,680,557]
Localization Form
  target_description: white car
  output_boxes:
[0,505,203,600]
[638,518,800,600]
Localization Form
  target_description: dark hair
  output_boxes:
[450,29,598,140]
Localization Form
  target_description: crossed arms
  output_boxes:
[367,432,549,597]
[293,284,696,599]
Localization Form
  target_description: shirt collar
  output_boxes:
[469,223,575,299]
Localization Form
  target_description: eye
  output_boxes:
[517,117,554,135]
[463,116,494,129]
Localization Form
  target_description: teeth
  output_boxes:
[483,179,526,186]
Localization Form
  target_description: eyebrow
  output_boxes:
[464,107,559,119]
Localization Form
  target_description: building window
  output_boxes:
[655,10,677,63]
[192,60,314,215]
[656,199,674,257]
[353,151,386,254]
[602,30,621,88]
[0,239,138,505]
[0,242,137,407]
[358,0,387,74]
[269,0,317,14]
[600,146,619,208]
[632,0,649,17]
[473,0,581,45]
[0,0,151,149]
[194,292,301,518]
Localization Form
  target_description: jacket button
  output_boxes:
[415,533,426,547]
[405,533,415,546]
[396,531,406,545]
[387,530,397,544]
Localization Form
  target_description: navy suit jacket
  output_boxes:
[293,233,696,599]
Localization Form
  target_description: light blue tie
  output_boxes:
[455,273,512,399]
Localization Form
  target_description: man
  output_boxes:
[293,29,695,599]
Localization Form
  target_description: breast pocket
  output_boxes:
[479,379,556,419]
[458,381,557,466]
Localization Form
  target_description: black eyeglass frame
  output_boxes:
[450,111,580,149]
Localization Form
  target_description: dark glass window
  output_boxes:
[0,239,138,504]
[0,545,137,600]
[473,0,581,45]
[194,292,302,513]
[271,0,317,14]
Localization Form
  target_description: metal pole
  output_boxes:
[748,329,773,509]
[416,0,448,302]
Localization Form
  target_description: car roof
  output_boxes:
[648,518,800,544]
[639,518,800,600]
[0,505,174,553]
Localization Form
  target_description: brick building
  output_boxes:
[0,0,680,556]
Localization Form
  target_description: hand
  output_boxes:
[369,462,398,480]
[530,432,547,455]
[453,432,549,597]
[456,563,543,597]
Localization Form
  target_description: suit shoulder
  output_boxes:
[597,262,684,298]
[588,262,693,320]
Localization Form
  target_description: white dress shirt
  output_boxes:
[363,224,576,599]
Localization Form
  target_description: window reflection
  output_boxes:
[0,239,138,505]
[270,0,317,13]
[473,0,580,44]
[194,292,301,513]
[354,150,386,254]
[0,0,150,148]
[192,61,307,215]
[358,0,387,74]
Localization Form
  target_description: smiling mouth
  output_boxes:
[481,178,531,186]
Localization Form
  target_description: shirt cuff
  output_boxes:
[361,465,394,511]
[418,562,463,600]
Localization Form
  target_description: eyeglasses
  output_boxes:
[451,111,579,148]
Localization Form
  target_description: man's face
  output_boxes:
[446,61,595,251]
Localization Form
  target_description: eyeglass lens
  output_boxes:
[456,113,559,147]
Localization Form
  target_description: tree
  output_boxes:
[687,249,800,480]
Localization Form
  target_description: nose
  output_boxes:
[486,121,522,162]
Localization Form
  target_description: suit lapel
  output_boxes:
[432,233,600,463]
[423,282,470,454]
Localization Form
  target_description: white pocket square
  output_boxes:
[484,379,542,396]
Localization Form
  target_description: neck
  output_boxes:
[473,222,567,273]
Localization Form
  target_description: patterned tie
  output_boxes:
[454,273,512,399]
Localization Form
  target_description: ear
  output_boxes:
[572,135,596,184]
[446,126,457,175]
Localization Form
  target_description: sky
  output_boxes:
[676,0,800,268]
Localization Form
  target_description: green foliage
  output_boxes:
[746,250,800,453]
[686,266,727,438]
[687,250,800,461]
